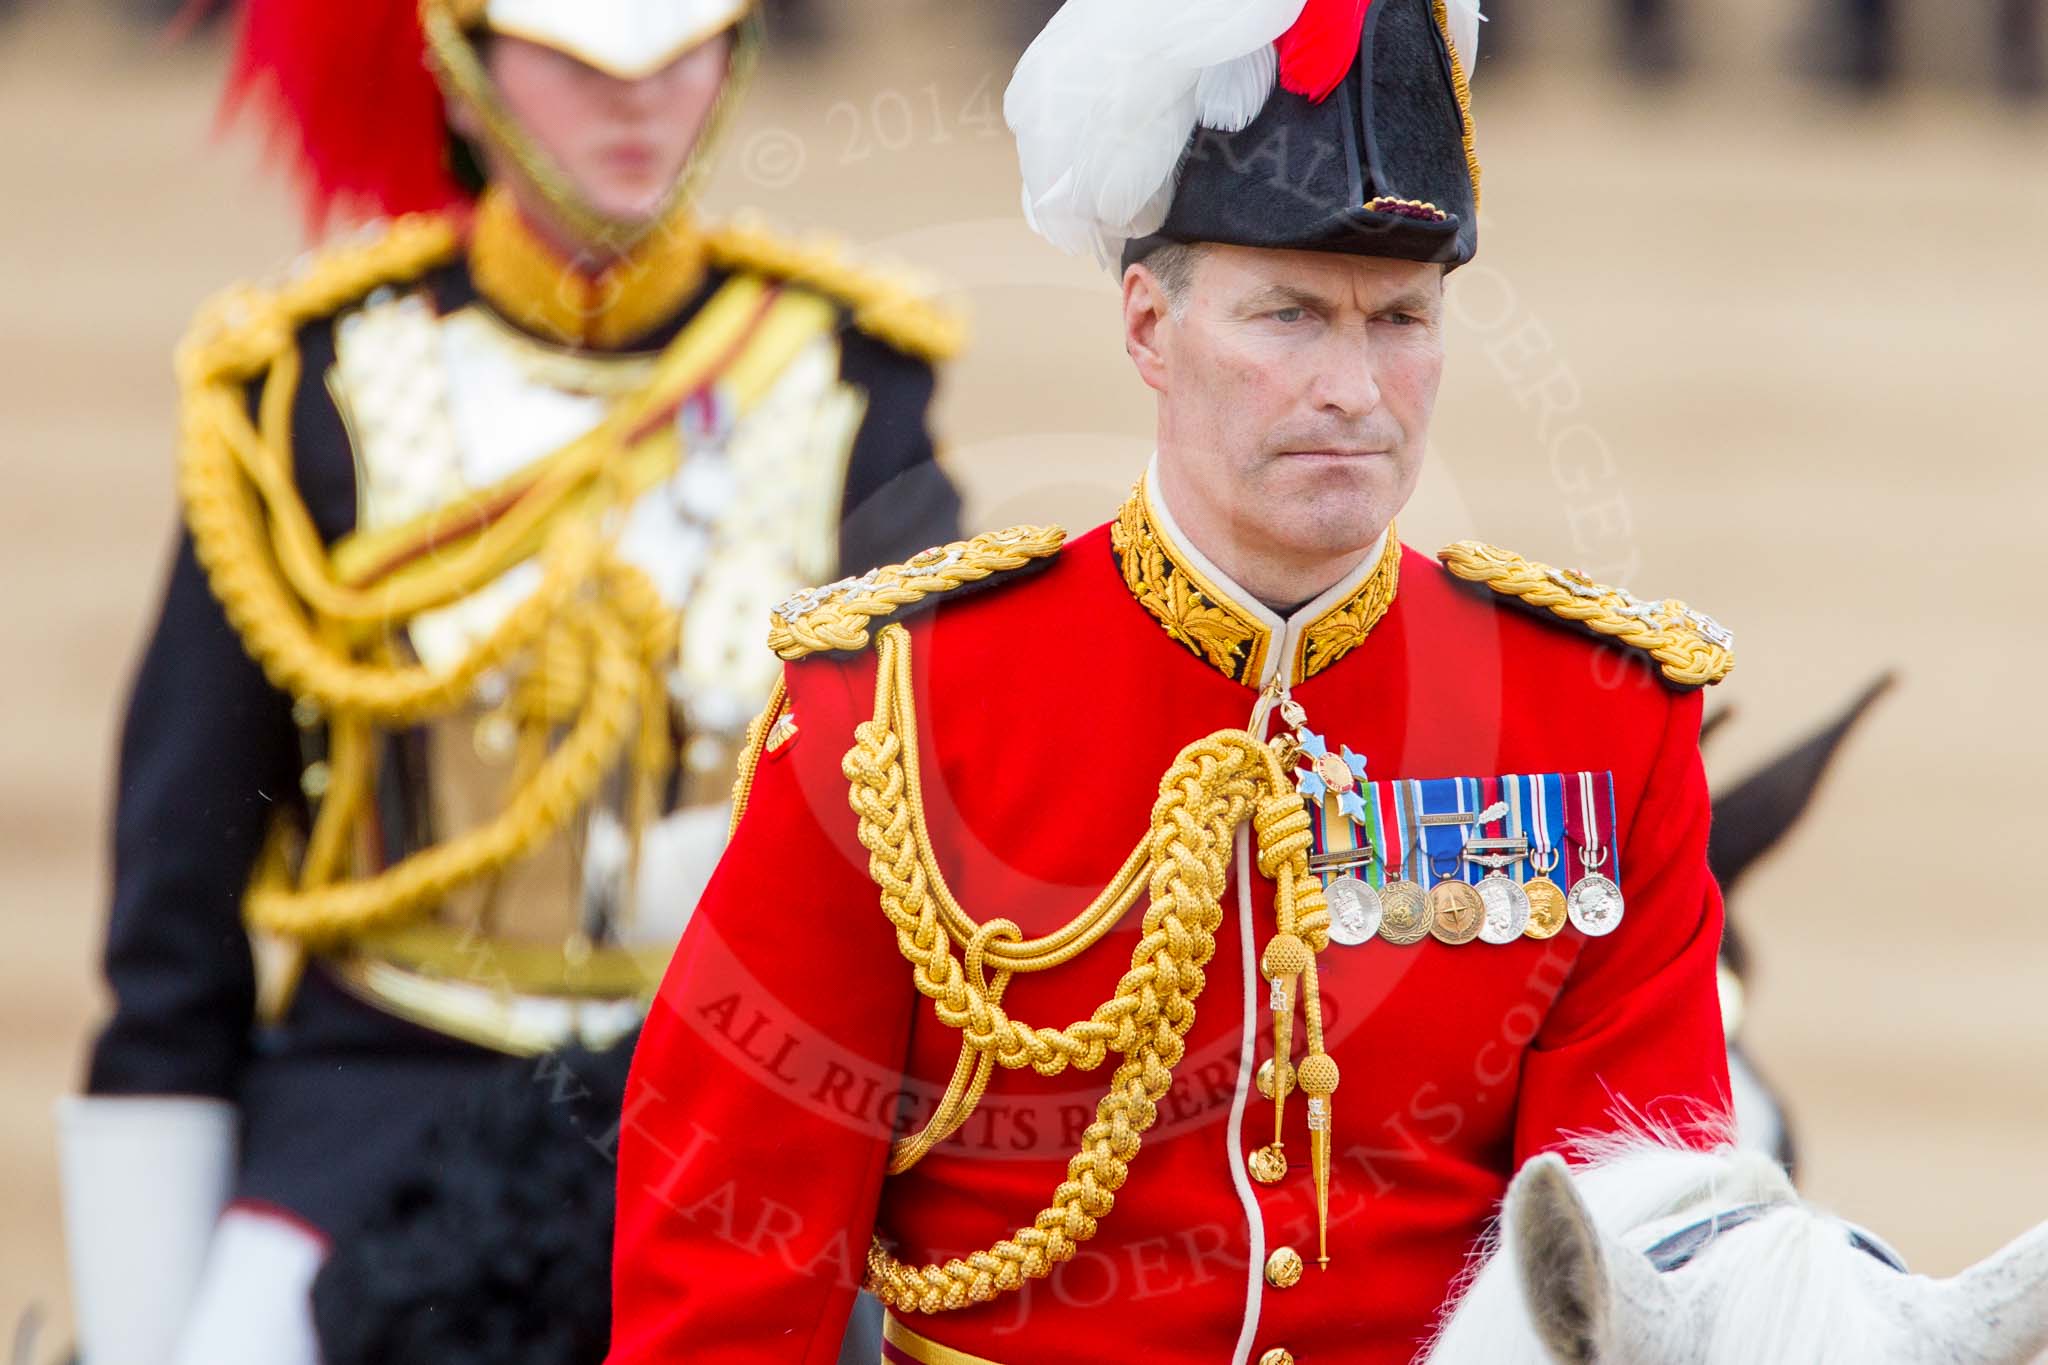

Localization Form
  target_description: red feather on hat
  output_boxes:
[1277,0,1373,103]
[222,0,466,233]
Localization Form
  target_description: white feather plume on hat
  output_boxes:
[1004,0,1484,267]
[1004,0,1306,266]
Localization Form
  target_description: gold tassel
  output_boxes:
[1256,931,1310,1184]
[1296,957,1341,1269]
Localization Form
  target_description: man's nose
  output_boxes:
[1311,335,1383,416]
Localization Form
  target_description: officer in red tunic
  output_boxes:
[609,1,1733,1361]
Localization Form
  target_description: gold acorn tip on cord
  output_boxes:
[1254,688,1343,1265]
[1297,1048,1340,1267]
[1258,929,1312,1182]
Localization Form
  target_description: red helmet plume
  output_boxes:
[223,0,468,233]
[1277,0,1374,103]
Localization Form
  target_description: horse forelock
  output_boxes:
[1421,1132,1799,1365]
[1689,1206,1890,1365]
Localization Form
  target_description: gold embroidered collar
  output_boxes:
[467,186,709,350]
[1111,464,1400,688]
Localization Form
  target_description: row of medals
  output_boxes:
[1321,855,1624,948]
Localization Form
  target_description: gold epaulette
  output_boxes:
[706,216,965,364]
[175,214,461,391]
[1437,541,1735,689]
[768,526,1065,660]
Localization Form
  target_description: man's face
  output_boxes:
[475,33,732,226]
[1129,243,1446,578]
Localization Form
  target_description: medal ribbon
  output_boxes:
[1319,791,1363,889]
[1383,781,1409,884]
[1538,772,1566,889]
[1477,775,1505,884]
[1417,778,1468,883]
[1507,773,1523,892]
[1600,770,1621,885]
[1362,780,1386,890]
[1562,770,1590,886]
[1457,776,1480,885]
[1562,771,1622,885]
[1502,775,1528,885]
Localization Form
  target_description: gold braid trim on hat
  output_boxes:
[174,216,690,949]
[1437,540,1735,689]
[849,623,1332,1313]
[1433,0,1483,212]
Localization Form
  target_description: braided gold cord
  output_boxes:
[1437,540,1734,688]
[245,611,642,945]
[175,217,681,946]
[726,676,789,839]
[851,624,1325,1312]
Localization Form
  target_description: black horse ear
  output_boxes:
[1707,672,1896,900]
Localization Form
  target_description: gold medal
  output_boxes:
[1523,876,1569,939]
[1523,781,1569,940]
[1377,879,1433,945]
[1377,780,1432,945]
[1427,877,1485,944]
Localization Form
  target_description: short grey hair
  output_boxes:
[1134,241,1205,319]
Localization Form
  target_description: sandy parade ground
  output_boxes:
[3,0,2046,1347]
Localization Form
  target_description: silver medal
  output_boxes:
[1325,875,1384,946]
[1567,872,1625,937]
[1476,871,1532,944]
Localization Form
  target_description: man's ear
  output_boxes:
[1123,264,1171,396]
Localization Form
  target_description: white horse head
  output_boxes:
[1423,1131,2048,1365]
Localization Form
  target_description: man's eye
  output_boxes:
[1381,312,1420,326]
[1271,307,1307,323]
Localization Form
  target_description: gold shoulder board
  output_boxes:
[1437,541,1734,689]
[175,214,461,392]
[706,217,966,364]
[769,526,1065,661]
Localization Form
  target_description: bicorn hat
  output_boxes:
[1005,0,1483,270]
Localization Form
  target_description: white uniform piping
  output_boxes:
[1225,819,1265,1365]
[1144,456,1395,1359]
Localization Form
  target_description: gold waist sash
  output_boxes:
[881,1314,1006,1365]
[322,947,660,1056]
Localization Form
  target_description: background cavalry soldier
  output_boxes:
[59,0,960,1360]
[609,0,1733,1361]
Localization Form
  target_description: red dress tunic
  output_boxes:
[607,485,1728,1365]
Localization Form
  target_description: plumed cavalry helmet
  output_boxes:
[227,0,761,244]
[1004,0,1484,270]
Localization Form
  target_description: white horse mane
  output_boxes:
[1421,1120,2048,1365]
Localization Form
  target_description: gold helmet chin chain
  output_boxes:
[419,0,763,255]
[846,623,1340,1314]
